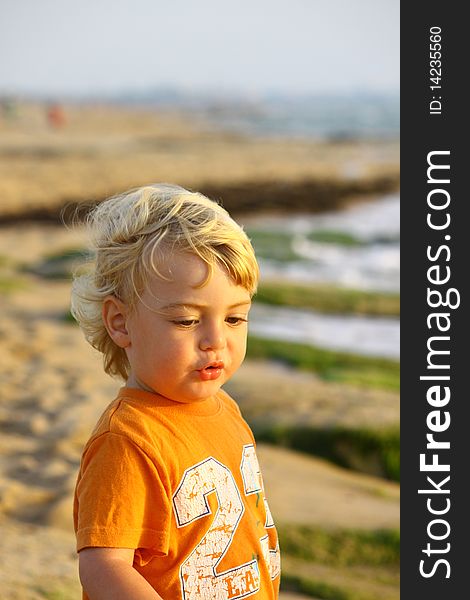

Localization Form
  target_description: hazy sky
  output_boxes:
[0,0,399,96]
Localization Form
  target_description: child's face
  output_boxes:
[121,253,251,403]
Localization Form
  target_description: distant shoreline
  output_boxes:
[0,175,399,226]
[0,102,399,223]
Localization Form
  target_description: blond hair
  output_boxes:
[71,183,259,379]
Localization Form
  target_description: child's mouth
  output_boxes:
[198,362,224,381]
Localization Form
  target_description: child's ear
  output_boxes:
[102,296,131,348]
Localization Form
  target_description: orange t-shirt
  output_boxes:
[74,387,280,599]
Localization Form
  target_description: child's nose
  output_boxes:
[199,323,226,351]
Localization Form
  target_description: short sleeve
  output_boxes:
[75,432,171,559]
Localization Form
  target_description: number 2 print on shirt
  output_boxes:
[173,444,280,599]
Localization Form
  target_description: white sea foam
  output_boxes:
[249,304,399,359]
[242,194,400,292]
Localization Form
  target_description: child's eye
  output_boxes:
[173,319,199,328]
[225,316,248,326]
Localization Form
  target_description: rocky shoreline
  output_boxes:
[0,103,399,222]
[0,174,399,226]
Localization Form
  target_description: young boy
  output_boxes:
[72,184,280,599]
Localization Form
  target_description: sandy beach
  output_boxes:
[0,103,398,221]
[0,104,399,599]
[0,222,399,599]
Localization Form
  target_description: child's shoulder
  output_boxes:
[83,389,159,456]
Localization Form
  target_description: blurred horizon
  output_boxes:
[1,88,399,142]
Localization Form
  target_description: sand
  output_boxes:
[0,103,399,598]
[0,102,399,221]
[0,223,399,598]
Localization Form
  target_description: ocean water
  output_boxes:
[199,94,399,140]
[249,304,399,360]
[243,194,400,358]
[117,90,399,141]
[241,194,400,293]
